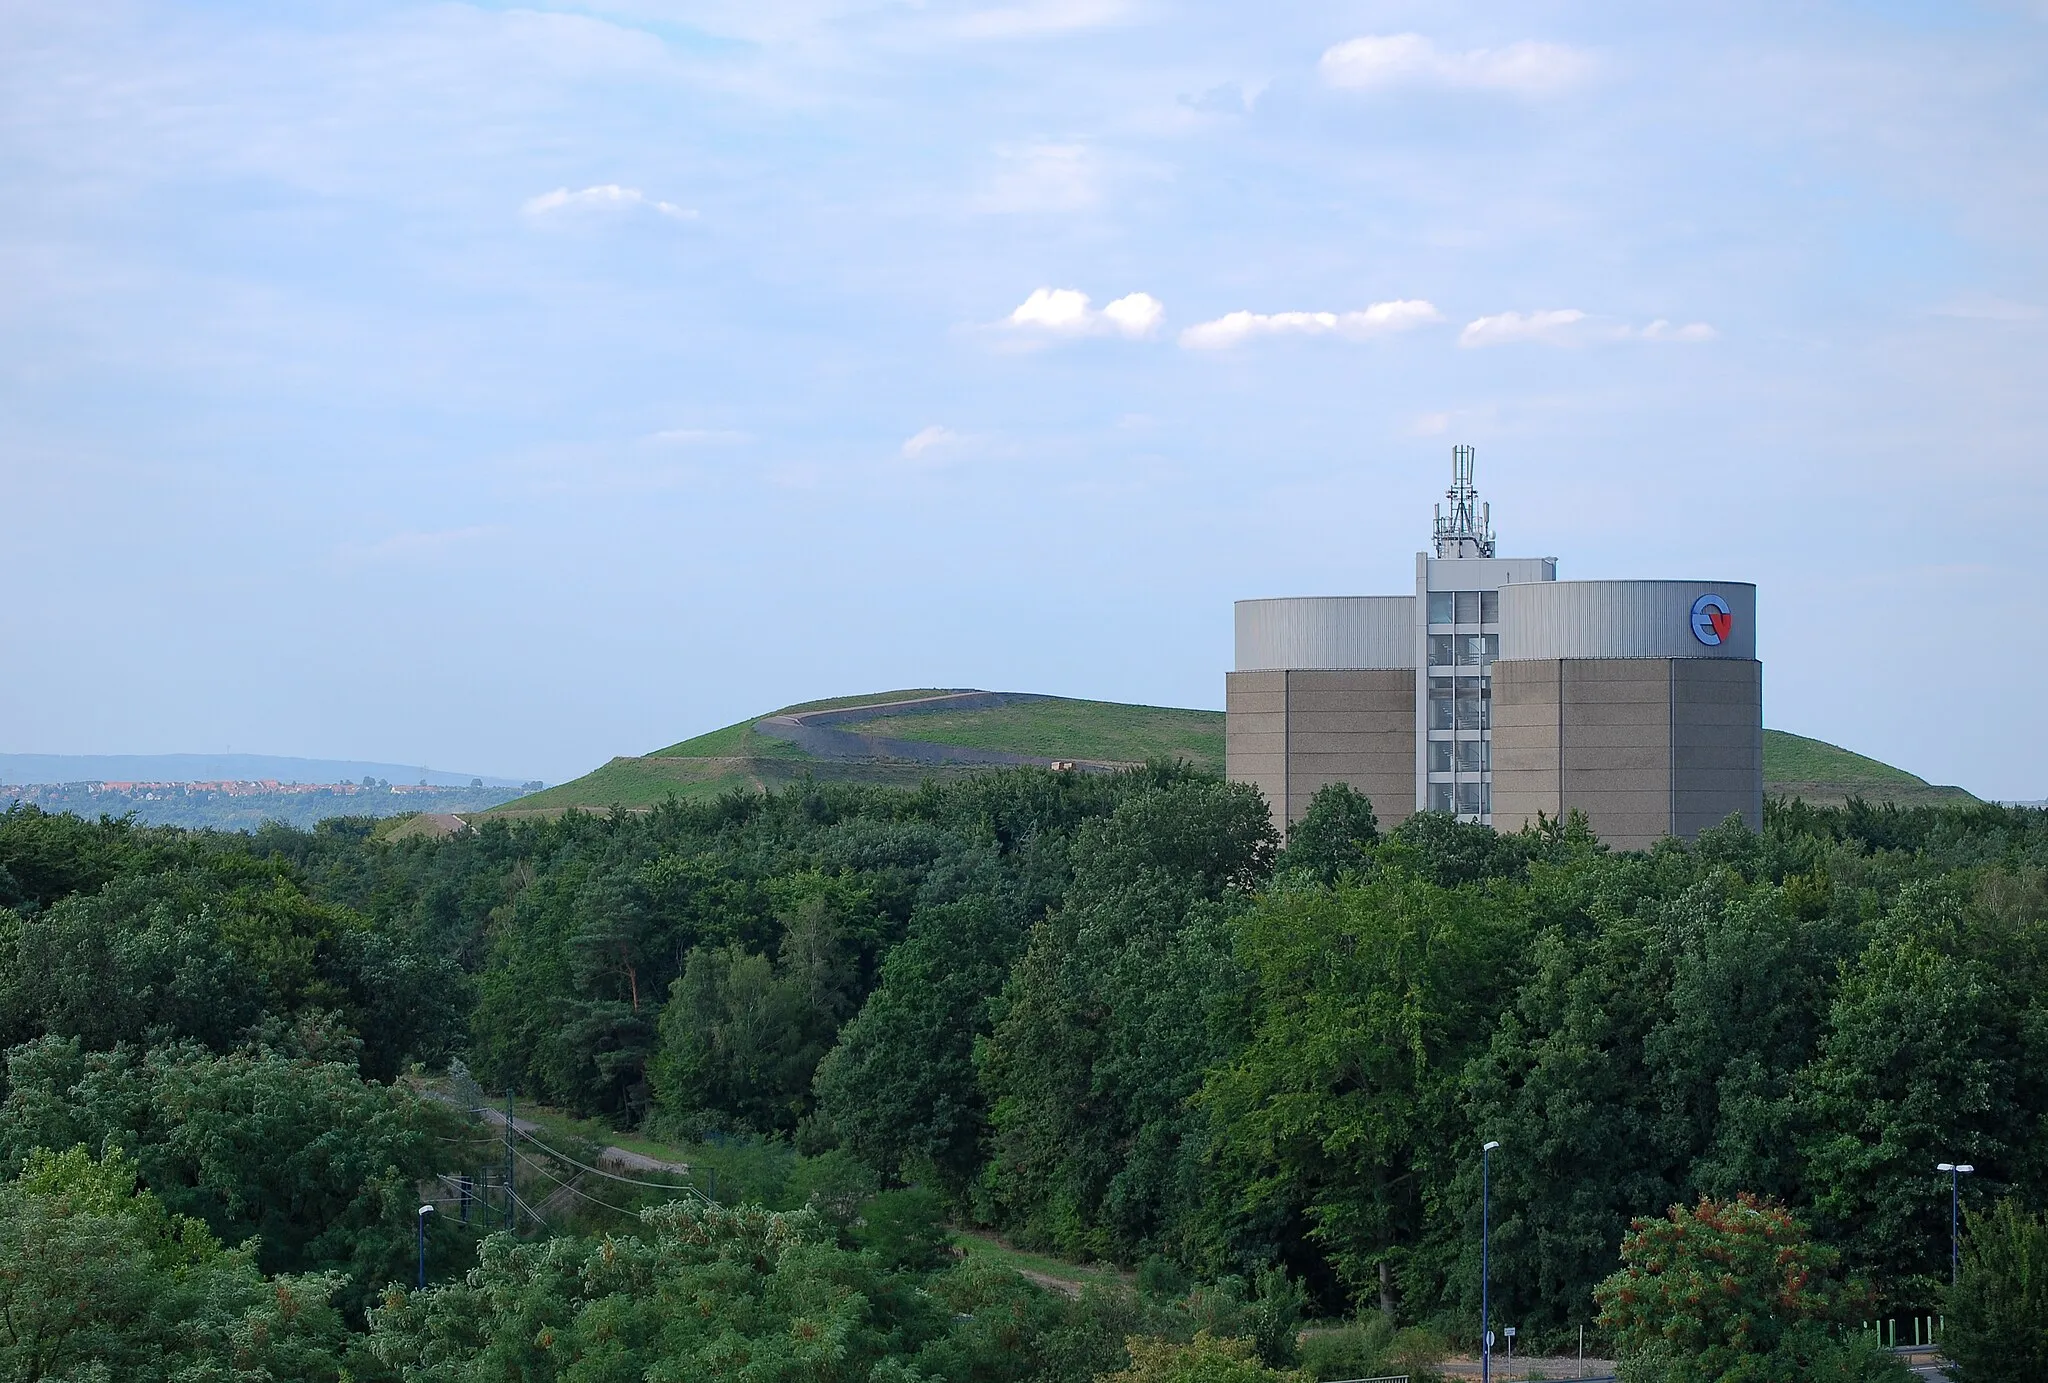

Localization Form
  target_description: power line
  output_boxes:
[512,1146,643,1218]
[511,1125,712,1200]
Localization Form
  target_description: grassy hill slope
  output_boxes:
[489,693,1971,816]
[1762,729,1973,807]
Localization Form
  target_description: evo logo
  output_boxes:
[1691,593,1734,647]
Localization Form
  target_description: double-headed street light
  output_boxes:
[1936,1163,1974,1288]
[417,1204,436,1289]
[1482,1140,1501,1383]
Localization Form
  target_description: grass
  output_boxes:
[951,1229,1131,1294]
[852,698,1224,771]
[647,690,963,758]
[1763,729,1933,786]
[1762,729,1974,806]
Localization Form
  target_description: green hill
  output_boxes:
[488,693,1969,817]
[1762,729,1974,807]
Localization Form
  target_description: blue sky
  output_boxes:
[2,1,2043,795]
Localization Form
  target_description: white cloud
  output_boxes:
[1005,287,1163,339]
[523,184,696,220]
[1411,412,1451,436]
[1320,34,1594,96]
[1459,310,1718,346]
[1178,300,1441,349]
[1458,309,1587,347]
[1634,319,1718,342]
[1101,292,1164,337]
[900,424,960,460]
[1008,287,1093,331]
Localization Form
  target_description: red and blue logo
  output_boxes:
[1691,593,1733,647]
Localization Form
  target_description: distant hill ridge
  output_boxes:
[490,691,1973,816]
[0,752,527,788]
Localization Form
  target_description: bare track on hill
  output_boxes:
[751,690,1134,772]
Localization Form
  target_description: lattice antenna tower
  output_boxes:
[1432,443,1496,558]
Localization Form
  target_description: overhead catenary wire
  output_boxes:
[511,1124,713,1199]
[512,1146,643,1218]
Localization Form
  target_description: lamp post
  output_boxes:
[1936,1163,1974,1289]
[1482,1140,1501,1383]
[417,1204,435,1289]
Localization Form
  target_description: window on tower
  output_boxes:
[1429,678,1454,730]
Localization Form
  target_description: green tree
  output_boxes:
[1594,1194,1903,1383]
[0,1145,349,1382]
[1944,1200,2048,1383]
[0,1037,473,1313]
[1275,784,1379,885]
[367,1200,950,1381]
[814,892,1028,1187]
[1201,872,1520,1315]
[978,778,1274,1262]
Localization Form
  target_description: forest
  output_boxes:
[2,766,2046,1382]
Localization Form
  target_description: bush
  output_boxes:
[1945,1200,2048,1383]
[1595,1194,1906,1383]
[1298,1314,1446,1383]
[853,1185,952,1271]
[1101,1331,1297,1383]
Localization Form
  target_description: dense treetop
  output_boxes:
[1,772,2044,1379]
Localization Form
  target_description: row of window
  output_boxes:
[1427,676,1493,731]
[1428,632,1500,667]
[1426,590,1501,626]
[1428,781,1492,815]
[1428,739,1492,774]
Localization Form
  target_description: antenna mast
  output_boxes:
[1432,444,1496,558]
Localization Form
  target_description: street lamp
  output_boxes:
[417,1204,435,1289]
[1483,1140,1501,1383]
[1936,1164,1974,1289]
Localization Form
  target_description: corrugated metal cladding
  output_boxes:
[1235,597,1416,671]
[1498,581,1757,662]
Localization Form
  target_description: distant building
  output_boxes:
[1226,448,1762,850]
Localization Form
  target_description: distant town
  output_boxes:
[1,778,538,830]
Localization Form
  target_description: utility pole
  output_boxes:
[1482,1140,1500,1383]
[506,1088,517,1233]
[1937,1162,1975,1288]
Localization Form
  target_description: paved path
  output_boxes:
[752,690,1132,771]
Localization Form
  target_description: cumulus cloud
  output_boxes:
[1457,309,1587,347]
[1178,299,1441,349]
[1005,287,1163,339]
[900,424,960,460]
[523,184,696,220]
[1320,34,1594,96]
